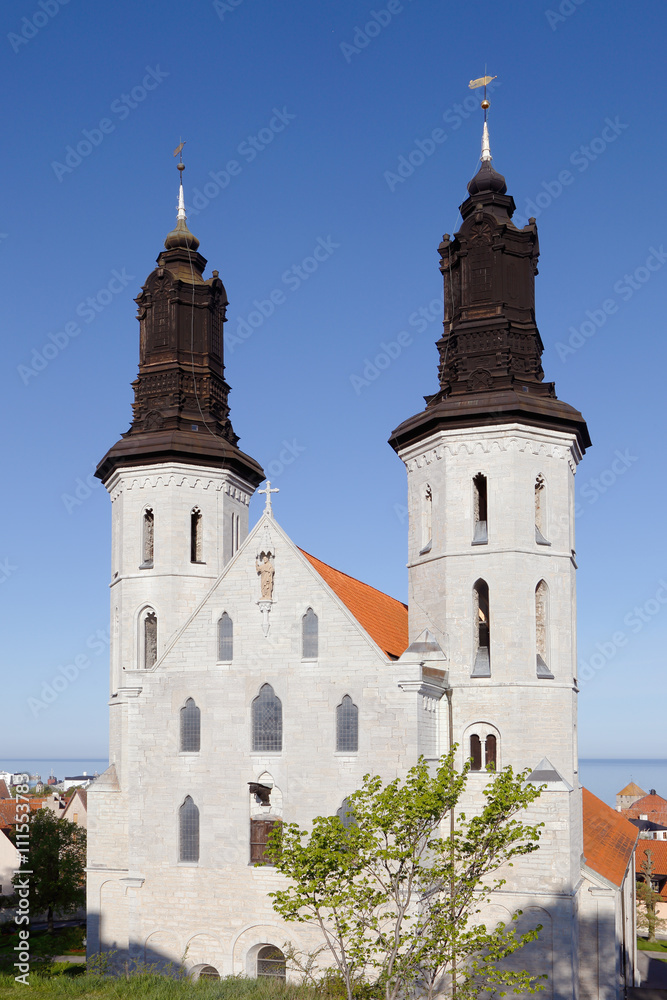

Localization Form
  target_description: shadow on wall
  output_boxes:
[88,894,639,994]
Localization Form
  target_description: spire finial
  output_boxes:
[164,140,200,251]
[469,74,497,162]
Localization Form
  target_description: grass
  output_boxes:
[638,936,667,953]
[0,974,327,999]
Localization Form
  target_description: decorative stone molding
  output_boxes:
[405,433,578,474]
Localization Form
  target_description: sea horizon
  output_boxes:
[2,757,665,811]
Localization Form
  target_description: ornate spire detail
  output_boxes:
[95,147,264,486]
[388,80,591,457]
[164,150,200,252]
[481,120,491,162]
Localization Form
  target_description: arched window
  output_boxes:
[252,684,282,753]
[257,946,286,979]
[191,507,203,563]
[336,696,358,753]
[180,698,201,753]
[468,724,500,771]
[336,797,355,829]
[218,613,233,661]
[485,734,497,769]
[144,610,157,669]
[472,473,488,544]
[470,734,482,770]
[142,508,154,567]
[535,580,554,678]
[471,579,490,676]
[302,608,318,658]
[179,796,199,863]
[420,484,433,554]
[535,476,550,545]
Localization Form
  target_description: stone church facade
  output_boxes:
[87,130,637,996]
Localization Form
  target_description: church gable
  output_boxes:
[155,514,406,672]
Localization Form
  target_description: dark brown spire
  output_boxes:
[390,138,590,455]
[96,180,264,486]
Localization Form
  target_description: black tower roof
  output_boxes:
[389,131,590,456]
[96,176,264,486]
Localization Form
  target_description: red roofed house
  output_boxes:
[87,107,634,998]
[635,839,667,922]
[624,790,667,828]
[580,789,638,996]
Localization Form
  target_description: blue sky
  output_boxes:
[0,0,665,759]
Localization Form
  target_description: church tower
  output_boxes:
[389,99,591,996]
[95,162,264,773]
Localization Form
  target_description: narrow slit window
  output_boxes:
[144,611,157,669]
[336,696,358,753]
[535,476,550,545]
[472,474,488,544]
[536,580,553,678]
[471,580,490,676]
[179,796,199,863]
[142,508,154,567]
[191,507,203,563]
[302,608,318,659]
[231,512,240,556]
[250,819,281,866]
[252,684,282,753]
[419,484,433,555]
[180,698,201,753]
[218,612,233,661]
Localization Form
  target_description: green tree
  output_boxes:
[637,848,667,944]
[268,749,547,1000]
[12,809,86,932]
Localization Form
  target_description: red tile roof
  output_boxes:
[626,793,667,825]
[299,549,409,659]
[0,798,47,829]
[582,787,638,888]
[0,780,10,799]
[636,840,667,896]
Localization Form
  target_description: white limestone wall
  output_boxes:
[105,462,255,767]
[398,422,585,992]
[89,518,423,974]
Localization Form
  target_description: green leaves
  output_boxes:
[269,750,546,1000]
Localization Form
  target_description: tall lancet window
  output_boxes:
[336,696,359,753]
[472,474,488,544]
[218,612,233,661]
[420,484,433,554]
[144,611,157,669]
[191,507,203,563]
[231,512,240,556]
[535,475,550,545]
[302,608,318,659]
[535,581,553,678]
[179,796,199,863]
[180,698,201,753]
[252,684,282,753]
[471,579,491,677]
[142,508,154,567]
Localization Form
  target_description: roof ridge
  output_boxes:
[298,548,408,608]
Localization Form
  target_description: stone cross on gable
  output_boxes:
[258,481,279,516]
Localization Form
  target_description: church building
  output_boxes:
[87,115,637,998]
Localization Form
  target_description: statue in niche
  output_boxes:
[256,553,275,600]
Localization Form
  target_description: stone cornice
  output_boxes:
[399,423,581,475]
